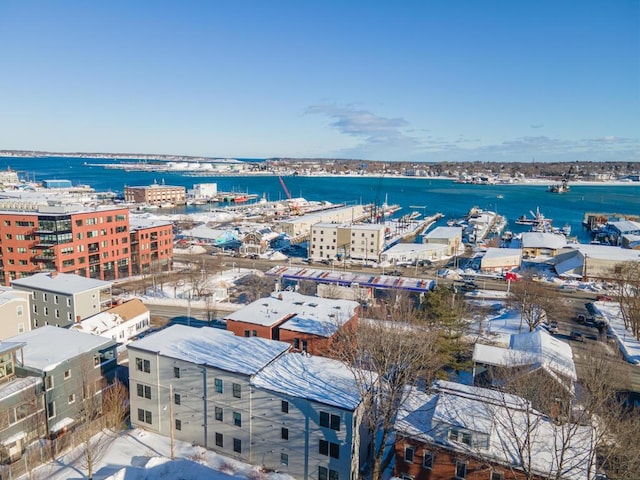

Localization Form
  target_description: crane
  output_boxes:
[278,176,292,200]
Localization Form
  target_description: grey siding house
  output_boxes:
[8,326,117,437]
[11,272,112,329]
[128,325,372,480]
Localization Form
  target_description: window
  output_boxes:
[423,451,434,469]
[215,433,223,447]
[136,358,151,373]
[136,384,151,399]
[233,438,241,453]
[319,440,340,459]
[175,419,182,431]
[93,355,101,367]
[319,467,339,480]
[233,411,242,427]
[281,400,289,413]
[215,378,223,393]
[455,460,467,479]
[232,383,241,398]
[252,330,257,336]
[215,407,223,421]
[64,369,71,379]
[47,401,55,418]
[449,428,472,446]
[68,394,75,404]
[281,427,289,440]
[45,376,53,390]
[320,411,340,431]
[404,446,414,463]
[173,366,180,378]
[174,393,181,405]
[490,473,503,480]
[244,330,250,337]
[145,410,152,424]
[281,453,288,466]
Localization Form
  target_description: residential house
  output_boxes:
[224,291,360,356]
[69,298,150,345]
[11,271,112,329]
[394,381,594,480]
[0,341,44,463]
[0,286,31,340]
[8,326,117,439]
[128,324,372,480]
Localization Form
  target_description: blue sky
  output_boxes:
[0,1,638,162]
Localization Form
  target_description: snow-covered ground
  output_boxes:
[32,428,294,480]
[596,301,640,365]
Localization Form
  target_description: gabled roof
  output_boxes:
[251,352,374,410]
[7,326,116,372]
[521,232,567,249]
[396,381,593,480]
[128,324,290,376]
[11,272,112,294]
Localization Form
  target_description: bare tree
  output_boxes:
[101,377,129,433]
[330,301,444,480]
[203,293,219,325]
[612,261,640,340]
[507,276,565,332]
[238,273,275,302]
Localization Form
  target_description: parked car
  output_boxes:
[570,331,585,342]
[547,322,559,334]
[596,295,614,302]
[575,314,587,324]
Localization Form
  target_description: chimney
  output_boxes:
[76,315,82,324]
[49,271,58,278]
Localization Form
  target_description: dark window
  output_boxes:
[320,411,340,430]
[455,460,467,479]
[173,367,180,378]
[215,378,223,393]
[215,433,223,447]
[175,419,181,431]
[281,453,288,466]
[215,407,223,421]
[423,451,434,469]
[232,383,241,398]
[174,393,181,405]
[281,427,289,440]
[252,330,257,336]
[320,439,328,456]
[145,410,152,424]
[136,384,151,399]
[329,470,339,480]
[233,411,242,427]
[136,357,150,373]
[244,330,250,337]
[233,438,241,453]
[404,446,414,463]
[281,400,289,413]
[137,408,145,422]
[293,338,300,349]
[319,440,340,459]
[319,467,328,480]
[491,473,503,480]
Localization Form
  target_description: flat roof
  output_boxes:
[11,272,112,294]
[482,247,522,260]
[128,324,290,376]
[424,226,463,239]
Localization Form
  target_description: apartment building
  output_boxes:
[124,184,186,206]
[0,205,173,285]
[129,217,174,275]
[0,286,31,340]
[225,291,360,356]
[11,272,112,329]
[309,222,385,263]
[9,326,117,440]
[128,325,371,480]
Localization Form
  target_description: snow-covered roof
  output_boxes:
[383,243,447,255]
[609,220,640,233]
[10,272,112,294]
[521,232,567,249]
[0,376,40,403]
[181,224,237,241]
[424,226,462,239]
[474,329,576,382]
[7,326,115,372]
[225,291,358,336]
[0,340,26,356]
[251,352,372,410]
[567,244,640,262]
[482,247,522,261]
[128,324,290,376]
[70,300,148,336]
[396,381,593,480]
[129,216,173,229]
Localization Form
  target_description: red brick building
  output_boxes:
[0,205,173,285]
[224,291,360,356]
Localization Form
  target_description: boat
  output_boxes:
[496,194,504,199]
[547,179,570,193]
[515,207,553,226]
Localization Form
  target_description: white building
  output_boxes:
[127,325,372,480]
[423,226,463,256]
[309,222,385,263]
[187,183,218,201]
[380,242,448,265]
[69,298,150,345]
[480,247,522,272]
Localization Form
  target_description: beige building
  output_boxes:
[0,287,31,340]
[124,184,187,206]
[309,222,385,262]
[277,205,366,239]
[480,247,522,272]
[423,226,463,256]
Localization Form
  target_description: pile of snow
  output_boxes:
[173,245,207,255]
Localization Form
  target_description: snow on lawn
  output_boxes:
[34,428,295,480]
[467,303,533,346]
